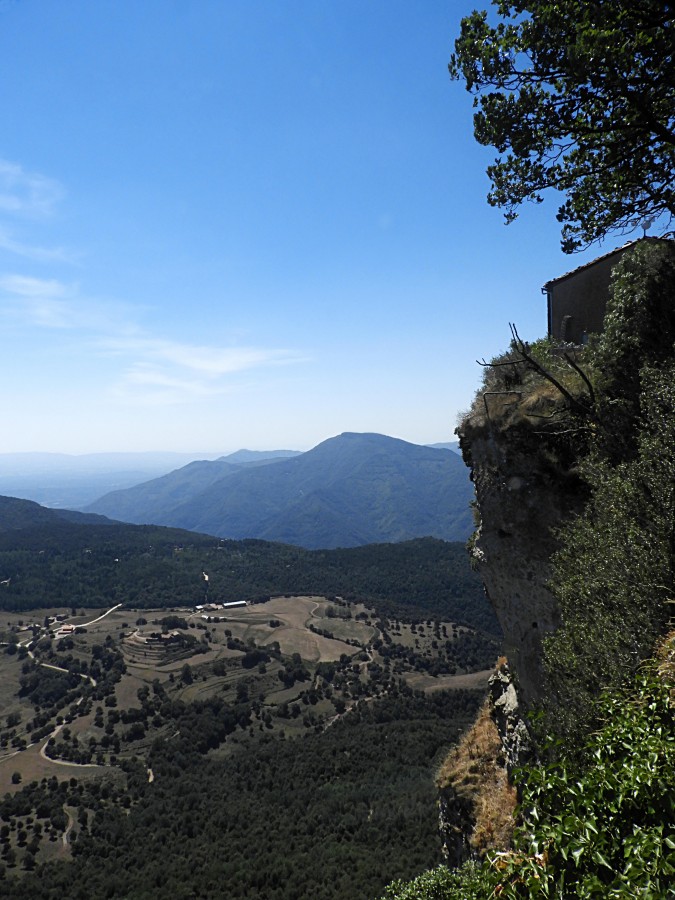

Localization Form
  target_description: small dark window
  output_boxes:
[561,315,573,341]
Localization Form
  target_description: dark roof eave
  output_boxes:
[542,236,673,291]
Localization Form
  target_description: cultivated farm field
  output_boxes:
[0,592,498,877]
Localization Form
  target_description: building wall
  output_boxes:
[547,251,623,344]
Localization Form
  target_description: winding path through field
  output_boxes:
[39,711,104,769]
[62,807,76,847]
[77,603,123,627]
[38,661,97,687]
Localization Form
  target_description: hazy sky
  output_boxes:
[0,1,644,454]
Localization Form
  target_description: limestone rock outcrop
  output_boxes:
[457,420,587,706]
[488,659,531,776]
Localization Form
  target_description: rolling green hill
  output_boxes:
[0,495,114,532]
[0,509,496,631]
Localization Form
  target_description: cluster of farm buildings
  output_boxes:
[195,600,247,620]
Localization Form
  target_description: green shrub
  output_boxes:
[382,667,675,899]
[379,861,491,899]
[540,361,675,748]
[498,668,675,898]
[590,240,675,462]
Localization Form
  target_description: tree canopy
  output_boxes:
[449,1,675,252]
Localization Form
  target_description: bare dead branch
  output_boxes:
[563,352,596,405]
[509,323,596,422]
[476,357,526,368]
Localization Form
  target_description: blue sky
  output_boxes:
[0,0,643,454]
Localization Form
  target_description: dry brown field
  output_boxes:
[403,669,494,693]
[0,737,108,796]
[0,597,491,799]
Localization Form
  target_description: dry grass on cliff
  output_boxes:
[436,691,516,855]
[655,629,675,688]
[460,343,591,438]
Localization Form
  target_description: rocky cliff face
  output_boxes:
[457,417,587,706]
[437,782,477,868]
[488,659,531,776]
[436,358,591,862]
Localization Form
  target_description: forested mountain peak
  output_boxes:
[85,433,473,549]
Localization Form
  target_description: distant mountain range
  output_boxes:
[427,441,461,454]
[0,449,299,508]
[84,433,473,549]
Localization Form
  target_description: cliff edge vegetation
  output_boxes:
[461,240,675,746]
[382,239,675,898]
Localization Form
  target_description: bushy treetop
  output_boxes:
[450,1,675,251]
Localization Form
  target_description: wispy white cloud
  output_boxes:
[103,336,307,405]
[0,271,307,404]
[0,226,77,263]
[0,159,64,218]
[0,159,73,264]
[0,158,308,407]
[0,273,147,333]
[101,335,300,377]
[110,364,236,406]
[0,273,73,327]
[0,273,68,298]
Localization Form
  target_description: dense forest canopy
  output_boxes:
[5,690,484,900]
[0,526,497,632]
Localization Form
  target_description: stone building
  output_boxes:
[543,236,672,344]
